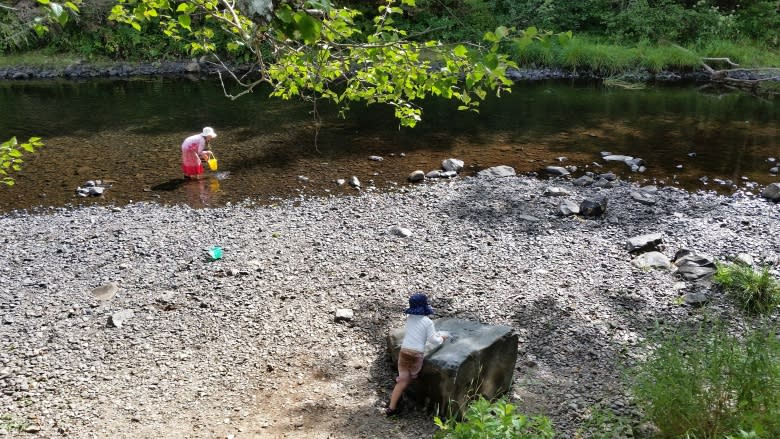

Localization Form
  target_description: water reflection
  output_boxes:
[181,177,221,207]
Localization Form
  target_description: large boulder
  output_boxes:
[387,318,518,416]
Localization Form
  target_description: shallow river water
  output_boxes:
[0,77,777,212]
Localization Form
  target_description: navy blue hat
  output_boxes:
[405,293,434,316]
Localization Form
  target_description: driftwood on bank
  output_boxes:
[701,57,780,95]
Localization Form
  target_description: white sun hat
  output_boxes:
[201,127,217,138]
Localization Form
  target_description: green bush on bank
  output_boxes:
[433,397,555,439]
[631,324,780,438]
[714,262,780,315]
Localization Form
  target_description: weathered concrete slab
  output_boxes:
[387,318,518,415]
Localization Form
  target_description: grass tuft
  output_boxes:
[714,262,780,314]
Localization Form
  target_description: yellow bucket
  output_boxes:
[205,152,218,171]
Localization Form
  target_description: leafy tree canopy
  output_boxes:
[108,0,569,127]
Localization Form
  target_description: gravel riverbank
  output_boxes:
[1,174,778,438]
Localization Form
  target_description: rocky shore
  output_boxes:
[1,173,778,438]
[0,60,714,83]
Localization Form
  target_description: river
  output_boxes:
[0,77,777,212]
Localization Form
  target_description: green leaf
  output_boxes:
[49,2,64,17]
[483,53,499,70]
[525,26,538,38]
[33,23,49,36]
[178,14,191,30]
[275,4,294,24]
[401,0,415,6]
[37,0,50,5]
[494,26,509,39]
[453,44,467,57]
[64,1,79,12]
[130,21,141,31]
[176,3,189,12]
[294,13,321,44]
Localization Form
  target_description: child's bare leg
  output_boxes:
[389,372,411,410]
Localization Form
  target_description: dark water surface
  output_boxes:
[0,77,777,212]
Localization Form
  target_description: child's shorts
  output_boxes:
[397,348,424,380]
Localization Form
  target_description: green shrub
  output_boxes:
[433,396,555,439]
[631,324,780,438]
[714,262,780,314]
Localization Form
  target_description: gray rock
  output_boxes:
[108,309,135,328]
[543,186,570,197]
[603,155,633,162]
[92,282,118,301]
[600,151,612,157]
[368,155,384,162]
[558,199,580,216]
[518,215,540,222]
[387,318,518,416]
[770,167,779,175]
[626,233,663,253]
[442,158,464,172]
[297,175,310,183]
[734,253,754,266]
[389,226,412,238]
[673,250,716,281]
[440,170,457,178]
[580,197,607,217]
[334,308,354,322]
[335,178,346,186]
[632,252,671,269]
[349,176,361,188]
[425,170,442,179]
[598,172,617,181]
[593,178,614,189]
[408,170,425,182]
[761,183,780,202]
[573,176,594,187]
[477,166,516,178]
[543,166,570,176]
[184,61,200,72]
[640,185,658,193]
[630,190,657,206]
[683,291,709,307]
[625,158,644,167]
